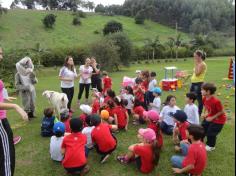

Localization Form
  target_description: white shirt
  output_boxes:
[148,79,157,91]
[82,126,95,149]
[79,65,93,84]
[184,104,200,125]
[151,97,161,113]
[160,105,180,126]
[59,66,77,88]
[50,136,64,162]
[122,93,134,110]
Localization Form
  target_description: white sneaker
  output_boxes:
[206,145,216,152]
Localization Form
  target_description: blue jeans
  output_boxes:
[171,143,189,168]
[190,82,204,116]
[160,121,174,135]
[85,146,90,158]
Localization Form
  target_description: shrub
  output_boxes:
[93,30,100,34]
[135,11,145,24]
[73,10,86,18]
[107,32,133,66]
[73,17,81,26]
[103,20,123,35]
[42,14,56,28]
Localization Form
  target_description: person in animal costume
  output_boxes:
[15,57,38,119]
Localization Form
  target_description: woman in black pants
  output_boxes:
[91,57,102,92]
[190,50,207,116]
[78,58,93,105]
[59,56,78,112]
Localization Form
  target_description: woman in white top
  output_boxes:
[78,58,93,105]
[59,56,78,111]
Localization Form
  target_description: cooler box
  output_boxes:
[161,79,178,91]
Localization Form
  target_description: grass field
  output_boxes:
[0,9,190,51]
[6,57,235,176]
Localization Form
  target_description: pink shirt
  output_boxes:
[0,80,7,120]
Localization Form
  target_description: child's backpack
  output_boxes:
[41,116,55,137]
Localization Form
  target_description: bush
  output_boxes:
[135,11,145,24]
[73,17,81,26]
[89,38,120,71]
[94,30,100,34]
[42,14,56,28]
[107,32,133,66]
[103,20,123,35]
[73,10,86,18]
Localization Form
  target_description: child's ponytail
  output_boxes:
[151,140,160,166]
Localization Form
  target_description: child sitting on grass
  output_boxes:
[121,86,134,116]
[82,115,95,157]
[61,118,89,175]
[149,87,162,113]
[132,98,145,125]
[184,92,199,125]
[144,110,163,149]
[80,104,92,128]
[91,114,118,164]
[201,83,226,152]
[41,108,58,137]
[117,128,160,174]
[60,109,71,133]
[171,110,190,146]
[133,78,146,108]
[50,122,65,162]
[91,89,103,115]
[171,124,207,176]
[160,95,180,135]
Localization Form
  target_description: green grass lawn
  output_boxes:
[8,57,235,176]
[0,9,190,51]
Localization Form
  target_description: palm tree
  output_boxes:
[169,33,183,59]
[166,38,175,58]
[145,36,164,63]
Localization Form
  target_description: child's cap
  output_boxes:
[151,87,162,94]
[90,114,101,126]
[138,128,156,142]
[53,122,65,134]
[80,104,92,115]
[60,109,69,119]
[91,88,98,92]
[100,110,109,120]
[171,110,187,123]
[143,110,160,122]
[135,70,141,74]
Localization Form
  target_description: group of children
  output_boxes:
[40,70,227,175]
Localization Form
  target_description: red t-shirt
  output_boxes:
[63,118,71,133]
[203,96,226,124]
[147,122,163,148]
[133,85,145,102]
[182,142,207,175]
[92,99,100,114]
[104,96,112,104]
[112,106,128,129]
[133,106,145,118]
[61,133,87,168]
[176,121,190,140]
[103,77,112,90]
[141,80,149,91]
[91,123,117,153]
[80,113,88,128]
[133,144,155,174]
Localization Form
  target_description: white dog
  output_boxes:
[42,90,69,117]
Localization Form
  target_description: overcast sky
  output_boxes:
[0,0,125,8]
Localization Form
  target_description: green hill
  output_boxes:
[0,9,190,51]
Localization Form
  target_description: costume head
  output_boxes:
[16,57,34,76]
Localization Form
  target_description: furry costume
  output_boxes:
[15,57,37,118]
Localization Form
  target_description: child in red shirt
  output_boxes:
[104,89,116,104]
[91,90,102,114]
[79,104,92,128]
[132,98,145,125]
[144,110,163,149]
[61,118,89,175]
[117,128,160,174]
[111,96,129,131]
[102,71,112,95]
[133,78,145,105]
[60,109,71,133]
[201,83,226,152]
[91,114,118,164]
[171,124,207,176]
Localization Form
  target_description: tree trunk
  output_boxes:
[152,49,155,63]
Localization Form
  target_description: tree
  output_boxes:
[103,21,123,35]
[95,4,106,13]
[145,36,164,63]
[165,38,175,58]
[135,11,145,24]
[42,14,57,28]
[0,5,7,15]
[107,32,133,66]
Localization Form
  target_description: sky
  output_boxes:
[0,0,125,8]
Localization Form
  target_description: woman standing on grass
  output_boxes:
[90,57,103,92]
[78,58,93,105]
[59,56,78,112]
[0,47,28,176]
[190,50,207,116]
